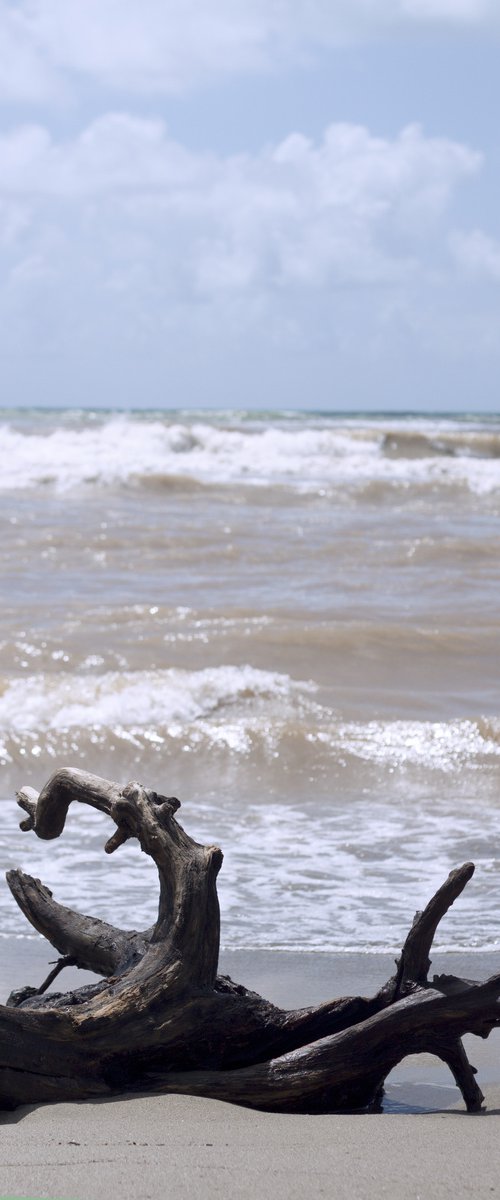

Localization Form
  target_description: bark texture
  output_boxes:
[1,768,499,1113]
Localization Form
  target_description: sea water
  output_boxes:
[1,407,499,955]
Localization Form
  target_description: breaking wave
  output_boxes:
[1,665,499,773]
[1,663,499,951]
[1,413,500,496]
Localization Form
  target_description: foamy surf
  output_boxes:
[1,777,499,952]
[1,406,499,955]
[0,666,499,775]
[1,671,500,950]
[1,412,500,496]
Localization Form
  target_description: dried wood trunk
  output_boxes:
[1,768,499,1113]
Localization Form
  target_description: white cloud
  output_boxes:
[0,3,60,101]
[401,0,493,21]
[0,0,499,101]
[0,115,198,196]
[19,0,275,95]
[0,117,480,293]
[449,229,500,280]
[0,114,484,372]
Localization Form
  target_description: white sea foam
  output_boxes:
[0,665,315,743]
[1,778,500,951]
[1,665,499,950]
[1,415,500,495]
[1,666,499,773]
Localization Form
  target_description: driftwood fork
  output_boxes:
[1,767,499,1113]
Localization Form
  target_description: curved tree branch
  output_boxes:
[2,768,499,1114]
[6,871,148,977]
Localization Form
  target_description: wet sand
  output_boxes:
[2,941,500,1198]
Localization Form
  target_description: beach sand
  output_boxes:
[2,1089,500,1200]
[2,941,500,1199]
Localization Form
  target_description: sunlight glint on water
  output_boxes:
[1,408,499,951]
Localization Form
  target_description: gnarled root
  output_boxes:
[1,769,498,1113]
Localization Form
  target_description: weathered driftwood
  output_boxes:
[1,767,499,1113]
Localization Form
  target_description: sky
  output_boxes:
[1,1,499,411]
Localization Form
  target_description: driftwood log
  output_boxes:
[1,768,500,1113]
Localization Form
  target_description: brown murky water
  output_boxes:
[1,408,499,951]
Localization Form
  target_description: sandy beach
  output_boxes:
[2,940,500,1199]
[2,1088,500,1200]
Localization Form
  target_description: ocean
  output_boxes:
[1,407,499,958]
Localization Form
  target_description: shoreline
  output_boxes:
[3,936,500,1008]
[2,943,500,1196]
[3,937,500,1093]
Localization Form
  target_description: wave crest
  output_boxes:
[2,414,500,496]
[1,665,499,774]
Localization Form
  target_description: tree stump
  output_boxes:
[1,767,499,1113]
